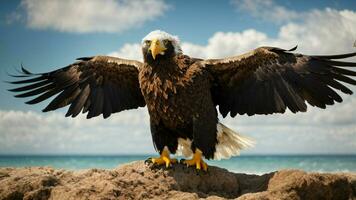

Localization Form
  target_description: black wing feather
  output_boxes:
[205,47,356,116]
[66,84,90,117]
[8,80,52,92]
[8,56,145,118]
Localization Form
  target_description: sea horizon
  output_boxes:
[1,153,356,156]
[1,154,355,175]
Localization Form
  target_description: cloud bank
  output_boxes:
[0,109,151,155]
[184,7,356,57]
[109,6,356,59]
[9,0,168,33]
[1,98,355,155]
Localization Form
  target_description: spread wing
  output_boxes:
[8,56,146,119]
[202,46,356,117]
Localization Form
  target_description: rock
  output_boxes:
[0,161,354,200]
[238,170,354,200]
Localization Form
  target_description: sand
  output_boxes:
[0,161,355,200]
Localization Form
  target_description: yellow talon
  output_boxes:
[150,147,177,168]
[183,148,208,171]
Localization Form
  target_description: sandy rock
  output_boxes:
[0,161,354,200]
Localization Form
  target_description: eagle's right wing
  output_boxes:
[8,56,146,119]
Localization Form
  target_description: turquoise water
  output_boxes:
[0,155,355,174]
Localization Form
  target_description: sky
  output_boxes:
[0,0,355,155]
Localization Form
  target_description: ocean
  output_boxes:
[0,155,355,175]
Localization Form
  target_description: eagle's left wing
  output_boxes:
[202,46,356,117]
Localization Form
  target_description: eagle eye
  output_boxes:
[162,39,169,45]
[144,40,151,45]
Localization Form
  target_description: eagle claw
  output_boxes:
[149,147,177,168]
[144,158,153,164]
[182,148,208,171]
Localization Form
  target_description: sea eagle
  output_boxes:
[8,30,356,171]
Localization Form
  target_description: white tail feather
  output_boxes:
[214,123,255,160]
[176,123,255,160]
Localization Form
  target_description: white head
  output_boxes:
[142,30,182,61]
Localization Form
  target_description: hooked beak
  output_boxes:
[149,39,167,60]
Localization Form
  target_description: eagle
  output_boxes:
[8,30,356,171]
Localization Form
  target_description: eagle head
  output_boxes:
[142,30,182,62]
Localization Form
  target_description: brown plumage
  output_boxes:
[8,30,356,169]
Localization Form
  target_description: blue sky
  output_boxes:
[0,0,355,155]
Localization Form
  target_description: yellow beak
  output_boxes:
[150,39,167,60]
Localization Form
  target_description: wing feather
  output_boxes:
[8,80,52,92]
[8,56,145,118]
[203,47,356,116]
[66,85,90,117]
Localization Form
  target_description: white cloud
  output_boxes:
[109,8,356,59]
[1,96,355,155]
[219,96,356,154]
[231,0,300,23]
[181,30,268,58]
[183,8,356,57]
[229,0,356,55]
[0,109,153,155]
[108,43,143,61]
[13,0,168,33]
[223,97,356,127]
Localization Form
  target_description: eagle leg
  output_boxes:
[149,147,177,168]
[182,148,208,171]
